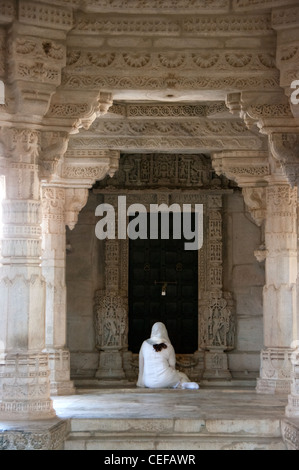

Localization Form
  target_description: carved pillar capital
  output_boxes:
[40,131,70,181]
[45,91,113,135]
[228,90,297,132]
[211,150,270,187]
[224,90,299,188]
[269,133,299,187]
[39,93,114,183]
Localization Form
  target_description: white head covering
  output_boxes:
[147,322,171,345]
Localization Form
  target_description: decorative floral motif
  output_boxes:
[123,52,151,68]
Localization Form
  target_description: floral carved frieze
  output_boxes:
[62,39,280,94]
[78,0,230,14]
[66,49,277,73]
[119,102,228,119]
[62,72,280,93]
[69,136,264,153]
[92,118,253,138]
[73,11,272,36]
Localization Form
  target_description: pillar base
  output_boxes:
[256,348,292,395]
[0,352,56,421]
[95,349,126,380]
[46,349,76,396]
[203,350,232,380]
[0,418,67,450]
[285,347,299,418]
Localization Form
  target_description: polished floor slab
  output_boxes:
[0,387,296,450]
[52,387,290,450]
[52,387,288,421]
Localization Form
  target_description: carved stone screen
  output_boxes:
[128,213,198,354]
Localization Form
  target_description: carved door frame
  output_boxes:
[95,187,235,381]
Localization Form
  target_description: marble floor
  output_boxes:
[53,387,288,421]
[53,387,294,450]
[1,387,299,450]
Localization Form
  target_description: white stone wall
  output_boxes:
[223,191,264,380]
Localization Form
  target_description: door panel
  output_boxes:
[128,213,198,354]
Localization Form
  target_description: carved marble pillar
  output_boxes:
[240,184,297,394]
[94,195,128,381]
[200,291,235,380]
[199,196,235,380]
[285,197,299,416]
[0,127,55,420]
[41,147,118,392]
[212,149,298,393]
[256,184,297,394]
[41,186,87,396]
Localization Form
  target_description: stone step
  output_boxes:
[64,433,286,451]
[68,416,283,436]
[64,416,287,450]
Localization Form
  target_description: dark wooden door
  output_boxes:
[128,213,198,354]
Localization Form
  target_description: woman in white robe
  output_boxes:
[137,322,199,389]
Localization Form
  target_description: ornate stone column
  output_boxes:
[41,147,119,393]
[212,149,298,394]
[256,183,297,394]
[41,186,84,396]
[94,195,128,381]
[0,127,55,420]
[199,195,235,380]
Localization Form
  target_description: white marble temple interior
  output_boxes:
[0,0,299,450]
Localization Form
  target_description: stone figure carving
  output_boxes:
[201,291,235,350]
[94,292,128,350]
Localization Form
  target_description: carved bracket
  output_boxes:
[211,150,270,187]
[64,187,89,230]
[269,133,299,187]
[242,186,267,227]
